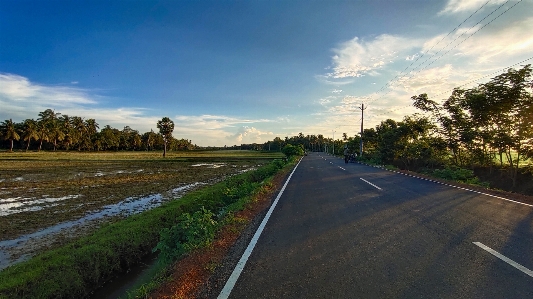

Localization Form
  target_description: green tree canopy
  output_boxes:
[157,117,175,157]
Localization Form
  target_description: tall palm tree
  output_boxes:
[22,119,39,151]
[59,115,72,150]
[37,109,60,151]
[36,120,50,151]
[49,120,65,151]
[1,119,21,152]
[71,116,86,151]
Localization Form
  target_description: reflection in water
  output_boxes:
[0,182,203,270]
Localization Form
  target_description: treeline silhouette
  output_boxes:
[257,65,533,189]
[0,110,195,152]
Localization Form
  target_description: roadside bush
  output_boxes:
[153,207,218,264]
[431,166,489,187]
[282,144,304,157]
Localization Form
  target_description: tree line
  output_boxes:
[0,111,194,152]
[257,65,532,188]
[3,65,531,186]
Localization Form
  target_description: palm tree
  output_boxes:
[22,119,39,151]
[157,117,174,157]
[36,120,50,151]
[1,119,21,152]
[71,116,86,151]
[37,109,60,151]
[49,120,65,151]
[60,115,73,150]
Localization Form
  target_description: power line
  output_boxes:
[366,0,521,105]
[367,56,533,119]
[430,55,533,101]
[416,0,522,74]
[366,0,493,101]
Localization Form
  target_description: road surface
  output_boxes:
[220,152,533,298]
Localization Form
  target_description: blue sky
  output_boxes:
[1,0,532,146]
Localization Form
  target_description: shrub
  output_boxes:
[282,144,303,157]
[153,207,218,264]
[432,166,489,187]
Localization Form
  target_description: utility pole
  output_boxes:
[358,103,367,157]
[332,130,335,156]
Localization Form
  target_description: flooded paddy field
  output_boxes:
[0,150,281,270]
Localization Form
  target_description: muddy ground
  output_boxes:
[0,153,272,270]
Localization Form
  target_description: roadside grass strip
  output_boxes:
[473,242,533,278]
[218,158,302,299]
[357,162,533,208]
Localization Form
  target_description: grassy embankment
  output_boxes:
[0,150,290,299]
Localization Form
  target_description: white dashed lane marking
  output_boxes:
[360,178,382,190]
[473,242,533,278]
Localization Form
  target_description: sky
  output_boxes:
[1,0,532,146]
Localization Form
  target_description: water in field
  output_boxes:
[0,182,203,270]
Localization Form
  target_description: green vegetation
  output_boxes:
[0,155,294,299]
[282,144,304,157]
[425,167,489,187]
[0,110,194,152]
[336,65,533,190]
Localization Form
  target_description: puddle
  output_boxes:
[0,182,204,270]
[0,195,82,216]
[191,163,226,168]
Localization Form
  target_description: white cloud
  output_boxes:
[327,34,421,79]
[317,96,337,106]
[395,64,457,95]
[0,73,95,106]
[228,126,274,144]
[439,0,508,15]
[171,114,276,146]
[451,18,533,63]
[406,54,419,61]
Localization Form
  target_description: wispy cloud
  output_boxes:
[0,73,161,135]
[439,0,508,15]
[327,34,421,79]
[0,73,95,106]
[316,96,336,106]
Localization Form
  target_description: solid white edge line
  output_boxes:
[360,178,382,190]
[217,158,303,299]
[473,242,533,278]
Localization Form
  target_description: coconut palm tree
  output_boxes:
[36,120,50,151]
[1,119,20,152]
[58,115,71,150]
[49,120,65,151]
[22,119,39,151]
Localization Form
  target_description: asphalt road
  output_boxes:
[221,152,533,299]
